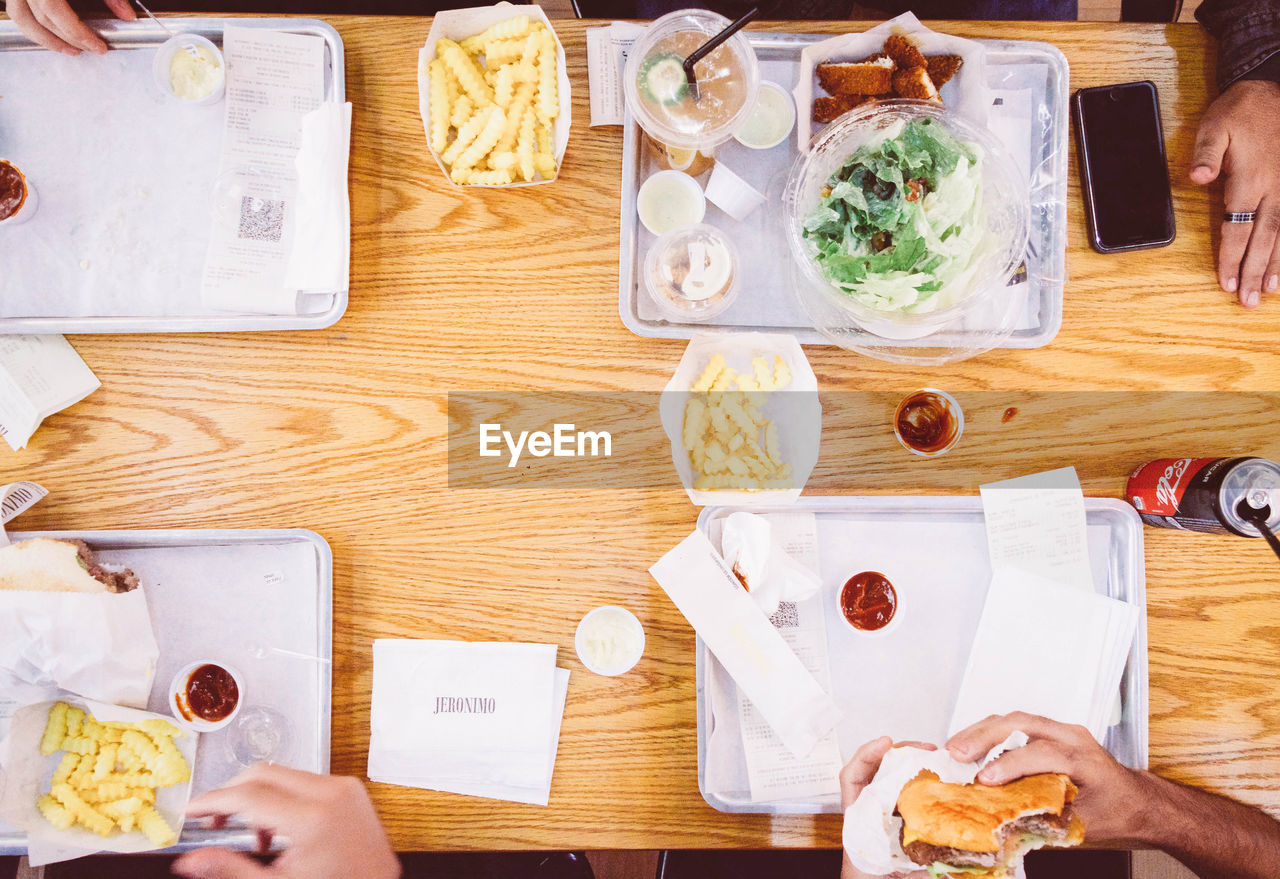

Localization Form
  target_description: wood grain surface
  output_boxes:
[5,16,1280,851]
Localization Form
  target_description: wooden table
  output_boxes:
[8,16,1280,851]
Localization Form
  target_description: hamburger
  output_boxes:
[895,770,1085,878]
[0,537,138,594]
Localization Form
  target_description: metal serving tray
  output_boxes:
[0,18,348,334]
[620,33,1069,349]
[693,497,1148,814]
[0,528,333,854]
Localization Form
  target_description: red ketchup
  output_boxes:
[178,664,239,722]
[840,571,897,631]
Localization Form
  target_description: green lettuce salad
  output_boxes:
[802,117,988,315]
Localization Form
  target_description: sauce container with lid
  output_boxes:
[643,223,740,322]
[153,34,225,105]
[169,659,244,732]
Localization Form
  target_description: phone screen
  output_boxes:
[1075,82,1175,251]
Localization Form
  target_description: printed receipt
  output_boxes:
[201,27,325,315]
[585,22,642,127]
[736,512,842,803]
[979,466,1094,590]
[0,337,99,451]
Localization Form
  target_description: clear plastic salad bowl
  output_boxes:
[785,100,1030,365]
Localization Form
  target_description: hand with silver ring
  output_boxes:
[1191,80,1280,308]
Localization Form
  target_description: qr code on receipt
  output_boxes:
[769,602,799,629]
[238,196,285,243]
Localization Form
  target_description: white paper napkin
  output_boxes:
[720,511,820,616]
[283,101,352,293]
[948,569,1138,741]
[0,336,99,452]
[367,639,570,805]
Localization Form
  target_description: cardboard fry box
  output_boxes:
[794,11,991,153]
[660,333,821,507]
[417,3,572,187]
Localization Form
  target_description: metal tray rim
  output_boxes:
[0,527,333,854]
[693,495,1148,814]
[0,18,349,335]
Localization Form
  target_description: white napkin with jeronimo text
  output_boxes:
[367,639,570,806]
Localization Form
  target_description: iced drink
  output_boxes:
[623,10,759,174]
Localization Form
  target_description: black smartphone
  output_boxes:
[1071,81,1175,253]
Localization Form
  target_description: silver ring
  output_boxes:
[1224,211,1257,224]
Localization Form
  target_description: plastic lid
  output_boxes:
[643,223,740,322]
[622,9,760,153]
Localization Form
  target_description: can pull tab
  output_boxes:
[1236,499,1280,564]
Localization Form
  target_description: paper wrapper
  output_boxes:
[417,3,572,188]
[659,333,821,507]
[843,732,1028,876]
[0,584,158,710]
[794,12,990,154]
[0,698,198,865]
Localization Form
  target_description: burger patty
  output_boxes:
[901,829,998,868]
[900,805,1074,868]
[1004,809,1072,840]
[72,540,139,593]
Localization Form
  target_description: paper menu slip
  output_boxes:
[0,336,100,451]
[585,22,642,127]
[980,467,1095,590]
[201,28,325,315]
[947,568,1138,741]
[650,529,841,758]
[737,512,842,802]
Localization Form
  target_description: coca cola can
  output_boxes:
[1127,457,1280,536]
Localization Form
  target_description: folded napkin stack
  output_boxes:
[367,639,570,806]
[948,566,1139,741]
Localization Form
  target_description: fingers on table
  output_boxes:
[30,0,108,54]
[1235,198,1280,307]
[1189,113,1229,184]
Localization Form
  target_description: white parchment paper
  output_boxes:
[0,49,221,318]
[0,698,199,864]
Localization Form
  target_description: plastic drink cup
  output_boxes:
[623,9,760,170]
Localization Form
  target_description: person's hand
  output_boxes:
[172,764,401,879]
[1190,79,1280,308]
[838,736,933,879]
[7,0,136,56]
[946,712,1154,846]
